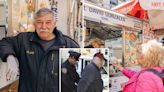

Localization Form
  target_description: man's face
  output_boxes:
[69,57,78,65]
[92,42,104,48]
[34,13,56,40]
[93,57,104,68]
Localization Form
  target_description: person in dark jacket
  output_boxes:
[0,8,79,92]
[77,52,106,92]
[62,50,81,92]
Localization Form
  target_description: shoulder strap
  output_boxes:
[162,69,164,74]
[145,68,164,86]
[145,68,164,78]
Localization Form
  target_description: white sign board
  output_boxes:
[142,22,155,43]
[0,60,18,89]
[0,1,5,25]
[83,3,142,30]
[139,0,164,10]
[84,0,111,9]
[109,76,128,92]
[148,10,164,30]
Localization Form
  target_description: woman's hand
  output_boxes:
[109,57,124,71]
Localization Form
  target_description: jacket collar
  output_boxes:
[66,60,76,67]
[92,62,101,71]
[29,28,66,48]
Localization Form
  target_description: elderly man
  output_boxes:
[77,52,106,92]
[0,8,79,92]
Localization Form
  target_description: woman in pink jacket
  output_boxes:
[113,40,164,92]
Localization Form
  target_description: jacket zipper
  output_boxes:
[51,53,55,74]
[51,45,65,74]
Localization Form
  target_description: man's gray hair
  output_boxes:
[34,8,55,20]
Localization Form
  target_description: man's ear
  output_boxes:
[33,21,36,27]
[53,20,57,26]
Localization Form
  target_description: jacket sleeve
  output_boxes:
[62,67,77,91]
[77,65,95,92]
[122,68,137,78]
[135,71,158,92]
[75,71,80,83]
[0,33,22,62]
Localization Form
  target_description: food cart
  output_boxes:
[82,2,147,91]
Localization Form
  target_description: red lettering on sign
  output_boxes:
[151,2,161,7]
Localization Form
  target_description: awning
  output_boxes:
[139,0,164,30]
[139,0,164,10]
[112,0,164,30]
[112,0,148,19]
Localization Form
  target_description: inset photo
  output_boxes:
[59,48,109,92]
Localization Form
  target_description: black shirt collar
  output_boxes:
[29,28,66,47]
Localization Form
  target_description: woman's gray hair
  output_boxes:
[141,40,164,67]
[34,8,55,20]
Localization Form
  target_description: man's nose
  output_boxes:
[41,22,46,29]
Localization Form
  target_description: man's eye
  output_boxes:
[37,22,42,24]
[46,22,52,24]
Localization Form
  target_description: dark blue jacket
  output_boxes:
[77,62,103,92]
[61,60,80,92]
[0,28,79,92]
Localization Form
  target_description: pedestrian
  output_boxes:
[0,8,79,92]
[61,50,81,92]
[112,40,164,92]
[77,52,106,92]
[85,38,104,48]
